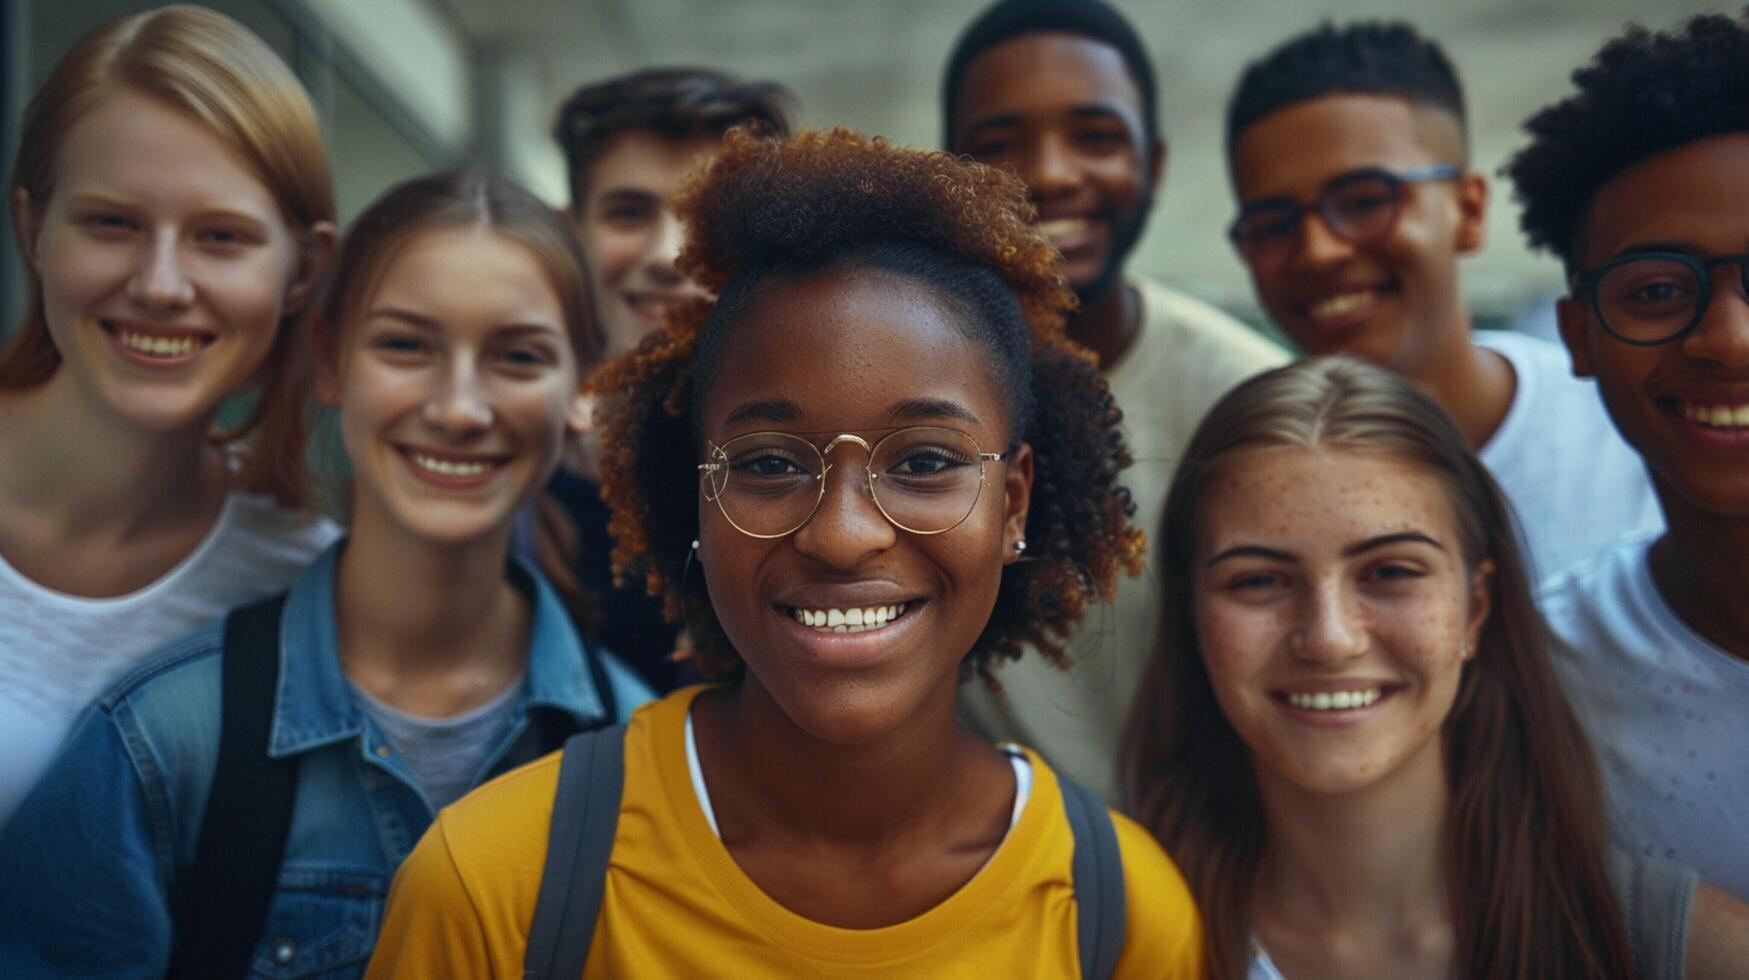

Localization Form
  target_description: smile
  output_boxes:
[787,602,910,633]
[1678,400,1749,429]
[1283,688,1383,711]
[102,321,216,365]
[397,446,508,487]
[1303,286,1390,326]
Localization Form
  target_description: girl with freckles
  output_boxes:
[0,6,340,824]
[1120,357,1749,980]
[0,172,649,977]
[367,128,1202,978]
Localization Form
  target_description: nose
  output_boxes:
[641,212,686,287]
[128,231,195,311]
[1291,578,1369,664]
[421,357,494,435]
[1679,269,1749,369]
[791,453,896,569]
[1021,132,1083,202]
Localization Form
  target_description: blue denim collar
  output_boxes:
[267,539,609,757]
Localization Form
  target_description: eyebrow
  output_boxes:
[887,397,981,426]
[66,194,270,228]
[1613,241,1704,259]
[959,103,1135,141]
[1204,531,1446,568]
[723,398,806,426]
[366,307,564,337]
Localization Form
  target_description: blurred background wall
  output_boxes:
[0,0,1729,337]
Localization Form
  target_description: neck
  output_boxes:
[1066,277,1138,371]
[1409,304,1513,450]
[701,678,992,847]
[1253,743,1450,931]
[335,507,523,675]
[0,371,224,539]
[1648,504,1749,660]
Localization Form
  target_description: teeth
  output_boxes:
[1680,402,1749,429]
[1308,291,1376,321]
[1286,688,1383,711]
[411,453,491,477]
[790,603,908,633]
[119,331,200,357]
[1036,218,1090,241]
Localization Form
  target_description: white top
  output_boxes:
[1543,535,1749,899]
[957,278,1289,802]
[1473,329,1663,581]
[0,493,339,824]
[683,709,1033,837]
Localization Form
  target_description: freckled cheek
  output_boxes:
[1193,595,1283,685]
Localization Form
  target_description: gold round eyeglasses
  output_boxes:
[698,426,1009,538]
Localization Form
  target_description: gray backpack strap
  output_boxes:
[523,724,627,980]
[1059,774,1126,979]
[1607,847,1697,980]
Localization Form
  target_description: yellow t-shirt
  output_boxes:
[367,687,1202,978]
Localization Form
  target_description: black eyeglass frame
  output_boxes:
[1574,251,1749,348]
[1226,163,1464,258]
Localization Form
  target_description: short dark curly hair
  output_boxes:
[1504,11,1749,275]
[1227,21,1466,153]
[552,67,795,208]
[591,127,1145,682]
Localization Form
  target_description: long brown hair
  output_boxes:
[1,4,335,507]
[1118,356,1634,979]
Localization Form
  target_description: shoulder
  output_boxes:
[95,620,225,713]
[430,749,564,890]
[1132,277,1287,367]
[1110,809,1203,977]
[1538,537,1654,642]
[219,494,342,565]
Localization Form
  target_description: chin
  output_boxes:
[761,675,918,747]
[96,384,230,434]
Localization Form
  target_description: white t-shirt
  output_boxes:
[1543,535,1749,900]
[957,278,1289,802]
[1474,329,1662,581]
[0,494,339,824]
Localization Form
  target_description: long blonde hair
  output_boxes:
[1119,356,1635,979]
[1,4,334,506]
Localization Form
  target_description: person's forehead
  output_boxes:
[1231,93,1454,198]
[582,129,722,199]
[954,32,1144,131]
[1581,133,1749,265]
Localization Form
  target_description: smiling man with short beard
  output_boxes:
[943,0,1287,803]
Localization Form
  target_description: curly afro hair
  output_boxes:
[1504,10,1749,274]
[590,126,1144,683]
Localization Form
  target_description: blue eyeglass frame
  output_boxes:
[1227,163,1463,254]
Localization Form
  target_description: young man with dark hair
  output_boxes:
[1226,22,1660,580]
[547,68,794,692]
[943,0,1287,802]
[1507,11,1749,901]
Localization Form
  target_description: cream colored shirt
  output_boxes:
[957,277,1288,802]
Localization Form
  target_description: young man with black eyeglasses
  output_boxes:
[1508,12,1749,902]
[1227,22,1660,580]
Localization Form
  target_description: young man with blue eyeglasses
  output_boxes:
[1227,22,1661,581]
[1508,11,1749,902]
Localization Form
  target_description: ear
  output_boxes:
[12,187,39,270]
[1146,137,1167,189]
[1555,295,1596,378]
[1453,170,1488,255]
[283,221,337,318]
[566,389,594,436]
[1464,558,1495,657]
[1000,442,1034,565]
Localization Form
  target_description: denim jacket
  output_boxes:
[0,542,651,979]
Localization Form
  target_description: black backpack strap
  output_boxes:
[523,723,627,979]
[167,594,296,980]
[1059,774,1127,979]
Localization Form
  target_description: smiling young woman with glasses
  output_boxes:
[366,127,1204,978]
